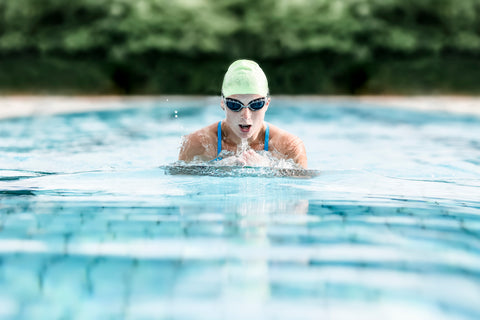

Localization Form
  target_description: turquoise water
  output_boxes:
[1,98,480,319]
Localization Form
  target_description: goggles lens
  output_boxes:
[224,97,267,112]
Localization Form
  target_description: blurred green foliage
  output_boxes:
[0,0,479,94]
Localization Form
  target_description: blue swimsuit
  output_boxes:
[214,121,269,160]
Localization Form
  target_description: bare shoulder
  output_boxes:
[268,123,308,168]
[178,123,218,161]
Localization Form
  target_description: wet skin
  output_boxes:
[178,94,308,168]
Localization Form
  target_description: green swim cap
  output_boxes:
[222,60,269,97]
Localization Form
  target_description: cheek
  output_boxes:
[253,111,265,124]
[225,111,240,124]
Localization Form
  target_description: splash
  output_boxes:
[238,138,249,155]
[191,148,300,170]
[181,134,303,170]
[163,163,317,178]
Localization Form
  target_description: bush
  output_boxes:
[0,0,479,94]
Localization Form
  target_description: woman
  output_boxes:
[179,59,307,168]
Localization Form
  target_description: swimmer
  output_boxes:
[179,59,307,168]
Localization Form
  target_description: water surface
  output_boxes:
[1,98,479,319]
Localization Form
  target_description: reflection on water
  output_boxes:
[1,100,480,319]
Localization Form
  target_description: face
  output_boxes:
[221,94,270,141]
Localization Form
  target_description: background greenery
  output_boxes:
[1,0,479,94]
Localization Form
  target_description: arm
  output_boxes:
[178,131,216,162]
[285,136,308,169]
[268,125,308,169]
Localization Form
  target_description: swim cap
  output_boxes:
[222,60,269,97]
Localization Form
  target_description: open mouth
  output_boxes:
[239,124,252,132]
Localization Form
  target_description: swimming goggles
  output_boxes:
[222,96,268,112]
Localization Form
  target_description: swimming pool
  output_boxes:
[1,97,479,319]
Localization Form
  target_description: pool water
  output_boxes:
[1,97,480,319]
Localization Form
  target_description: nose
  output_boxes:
[240,107,251,120]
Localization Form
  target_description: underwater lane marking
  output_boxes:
[0,239,48,253]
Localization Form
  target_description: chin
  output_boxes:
[238,131,252,139]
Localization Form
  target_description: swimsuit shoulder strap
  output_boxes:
[217,121,222,156]
[264,123,269,151]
